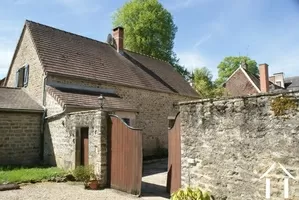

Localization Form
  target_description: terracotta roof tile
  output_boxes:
[26,20,198,97]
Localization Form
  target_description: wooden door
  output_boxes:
[81,127,89,166]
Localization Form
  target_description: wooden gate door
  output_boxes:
[107,114,143,195]
[80,128,89,166]
[167,112,181,194]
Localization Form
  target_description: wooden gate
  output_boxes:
[167,112,181,194]
[107,114,143,195]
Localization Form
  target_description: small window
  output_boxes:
[122,118,130,126]
[15,64,29,87]
[276,81,281,87]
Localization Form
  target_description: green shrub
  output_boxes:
[72,165,95,182]
[171,187,212,200]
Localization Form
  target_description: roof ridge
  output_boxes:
[25,20,110,47]
[125,49,172,65]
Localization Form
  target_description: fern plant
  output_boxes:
[171,187,212,200]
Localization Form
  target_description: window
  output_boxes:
[15,64,29,87]
[276,81,281,87]
[122,118,130,126]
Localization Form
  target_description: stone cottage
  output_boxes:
[2,20,198,168]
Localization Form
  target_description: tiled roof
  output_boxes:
[0,87,43,111]
[285,76,299,90]
[0,78,5,87]
[26,20,198,97]
[243,68,285,92]
[47,86,137,111]
[125,50,198,96]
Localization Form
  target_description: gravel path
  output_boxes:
[0,159,169,200]
[0,182,140,200]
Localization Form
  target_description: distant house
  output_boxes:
[1,20,199,168]
[223,62,296,96]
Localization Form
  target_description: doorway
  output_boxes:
[76,127,89,166]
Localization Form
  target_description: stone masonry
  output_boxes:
[6,27,45,106]
[47,75,194,156]
[45,109,107,186]
[65,110,108,186]
[180,92,299,200]
[0,112,42,165]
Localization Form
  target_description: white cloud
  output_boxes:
[194,33,212,49]
[177,51,205,71]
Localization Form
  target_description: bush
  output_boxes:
[171,187,212,200]
[72,166,95,182]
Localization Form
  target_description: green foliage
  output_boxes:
[0,167,65,184]
[193,67,224,98]
[215,56,258,85]
[73,165,95,182]
[171,187,212,200]
[113,0,187,76]
[271,96,297,116]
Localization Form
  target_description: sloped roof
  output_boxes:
[0,87,43,112]
[47,86,137,111]
[25,20,198,97]
[0,78,5,87]
[285,76,299,90]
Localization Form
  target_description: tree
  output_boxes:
[215,56,258,85]
[193,67,223,98]
[112,0,179,68]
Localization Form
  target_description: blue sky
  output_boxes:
[0,0,299,80]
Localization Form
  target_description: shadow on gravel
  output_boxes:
[141,158,169,199]
[141,182,170,198]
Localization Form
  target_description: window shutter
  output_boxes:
[15,70,19,87]
[24,64,29,87]
[18,68,24,87]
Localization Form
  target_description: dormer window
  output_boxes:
[15,64,29,87]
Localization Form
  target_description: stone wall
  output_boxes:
[6,27,44,106]
[65,110,107,186]
[45,109,107,186]
[180,92,299,200]
[0,111,42,165]
[47,75,196,156]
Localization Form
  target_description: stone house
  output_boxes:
[2,20,198,169]
[0,87,43,165]
[223,62,297,96]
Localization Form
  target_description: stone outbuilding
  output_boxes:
[1,20,198,169]
[0,87,43,166]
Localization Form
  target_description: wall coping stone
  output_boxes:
[179,90,299,105]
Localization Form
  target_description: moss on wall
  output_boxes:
[271,96,298,116]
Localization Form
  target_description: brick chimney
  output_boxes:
[259,63,269,93]
[112,26,124,53]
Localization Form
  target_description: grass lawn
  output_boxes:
[0,167,66,184]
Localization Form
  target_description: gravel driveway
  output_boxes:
[0,159,169,200]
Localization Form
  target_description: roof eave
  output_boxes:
[65,104,138,113]
[46,71,199,98]
[0,108,44,113]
